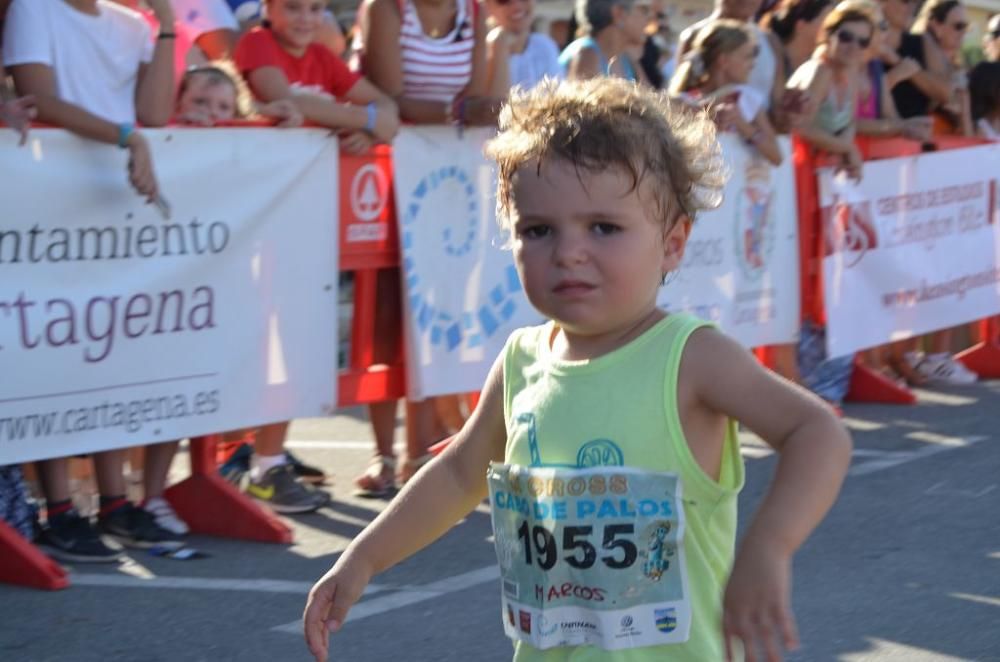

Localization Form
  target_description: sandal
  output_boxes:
[399,453,434,486]
[353,455,396,498]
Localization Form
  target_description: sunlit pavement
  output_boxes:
[2,381,999,661]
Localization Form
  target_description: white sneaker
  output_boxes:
[916,353,978,385]
[143,497,190,535]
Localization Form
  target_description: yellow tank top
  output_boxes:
[501,313,745,661]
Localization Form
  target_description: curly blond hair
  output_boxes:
[485,77,726,237]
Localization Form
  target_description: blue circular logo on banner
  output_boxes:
[401,165,521,353]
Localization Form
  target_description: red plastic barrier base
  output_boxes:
[0,520,69,590]
[845,363,916,404]
[954,342,1000,380]
[164,473,292,543]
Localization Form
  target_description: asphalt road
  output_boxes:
[2,380,999,662]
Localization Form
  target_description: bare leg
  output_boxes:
[888,339,926,385]
[93,449,127,497]
[255,422,290,456]
[433,395,467,435]
[143,441,180,499]
[930,328,953,355]
[35,458,71,503]
[368,401,397,458]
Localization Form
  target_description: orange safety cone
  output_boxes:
[165,435,292,544]
[0,520,69,590]
[954,318,1000,379]
[845,362,916,404]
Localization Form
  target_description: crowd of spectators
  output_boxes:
[0,0,998,563]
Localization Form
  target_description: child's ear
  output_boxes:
[661,216,692,274]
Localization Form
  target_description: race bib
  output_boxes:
[488,463,691,650]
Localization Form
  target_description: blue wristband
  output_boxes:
[117,122,134,149]
[364,103,377,132]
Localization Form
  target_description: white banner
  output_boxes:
[392,127,542,399]
[394,131,799,400]
[0,128,340,464]
[658,135,800,347]
[819,144,1000,357]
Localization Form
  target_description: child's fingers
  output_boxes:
[756,613,784,662]
[724,611,757,662]
[774,603,800,651]
[303,588,333,661]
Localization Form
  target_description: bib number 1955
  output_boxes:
[516,521,637,571]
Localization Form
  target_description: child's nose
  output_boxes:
[552,233,588,265]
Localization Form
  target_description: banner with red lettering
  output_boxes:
[657,135,800,347]
[819,144,1000,357]
[0,128,340,464]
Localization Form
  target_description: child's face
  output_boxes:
[268,0,326,51]
[719,40,757,85]
[177,75,238,124]
[510,158,689,340]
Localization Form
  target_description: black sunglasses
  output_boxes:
[835,29,871,48]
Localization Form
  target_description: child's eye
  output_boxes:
[592,222,621,235]
[518,225,551,240]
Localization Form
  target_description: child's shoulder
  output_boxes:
[506,321,552,354]
[675,320,769,405]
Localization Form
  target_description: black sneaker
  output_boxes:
[284,450,328,485]
[98,502,185,551]
[247,464,330,514]
[35,510,124,563]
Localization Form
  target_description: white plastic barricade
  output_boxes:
[393,130,800,400]
[658,135,800,347]
[0,128,340,464]
[819,143,1000,358]
[392,127,543,400]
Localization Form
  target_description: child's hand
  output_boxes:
[125,132,160,203]
[303,553,373,662]
[722,539,799,662]
[1,95,37,146]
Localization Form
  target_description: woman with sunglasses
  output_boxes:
[668,19,783,164]
[483,0,562,92]
[789,0,875,179]
[854,0,932,141]
[911,0,973,136]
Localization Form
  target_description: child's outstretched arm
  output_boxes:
[682,328,852,662]
[303,356,508,662]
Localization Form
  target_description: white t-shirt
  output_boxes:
[509,33,563,90]
[3,0,153,124]
[169,0,238,38]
